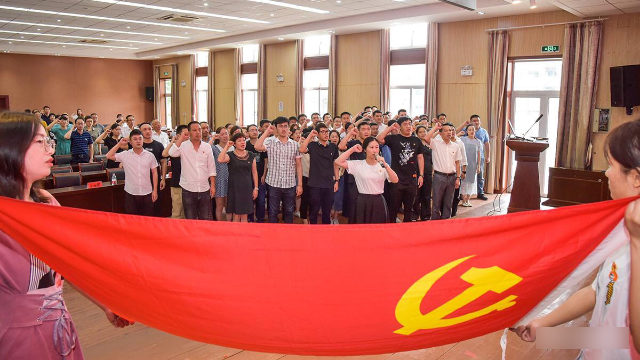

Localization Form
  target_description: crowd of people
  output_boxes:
[28,105,496,223]
[2,109,640,359]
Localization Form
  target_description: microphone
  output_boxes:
[523,114,543,138]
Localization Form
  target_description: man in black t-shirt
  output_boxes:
[299,123,339,224]
[140,122,167,217]
[245,124,269,222]
[377,117,424,223]
[338,122,370,222]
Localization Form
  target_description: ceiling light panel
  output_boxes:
[0,37,138,49]
[92,0,269,24]
[0,5,226,32]
[0,30,162,44]
[248,0,330,14]
[0,20,189,39]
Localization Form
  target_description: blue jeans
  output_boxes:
[182,188,213,220]
[477,159,485,195]
[267,185,296,223]
[250,182,268,223]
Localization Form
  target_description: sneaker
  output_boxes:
[477,194,489,201]
[293,211,301,217]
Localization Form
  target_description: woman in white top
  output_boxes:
[514,120,640,359]
[335,137,399,224]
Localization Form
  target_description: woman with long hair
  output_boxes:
[334,136,399,224]
[0,112,131,359]
[514,120,640,359]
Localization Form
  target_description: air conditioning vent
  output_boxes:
[158,14,199,23]
[78,39,108,44]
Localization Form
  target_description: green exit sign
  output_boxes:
[163,72,169,76]
[541,45,560,53]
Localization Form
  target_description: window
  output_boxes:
[242,44,259,64]
[390,23,428,50]
[242,73,258,126]
[196,76,208,124]
[389,64,425,117]
[304,69,329,116]
[162,79,172,129]
[195,51,209,124]
[304,35,330,57]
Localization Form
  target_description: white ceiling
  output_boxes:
[0,0,637,59]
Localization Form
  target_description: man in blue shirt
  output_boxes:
[65,117,94,164]
[457,114,490,200]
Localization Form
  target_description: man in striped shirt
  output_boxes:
[255,117,303,223]
[64,117,94,164]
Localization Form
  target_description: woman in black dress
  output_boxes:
[217,132,258,222]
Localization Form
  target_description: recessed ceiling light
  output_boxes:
[56,19,61,22]
[248,0,329,14]
[0,5,226,32]
[336,0,341,3]
[204,2,208,6]
[0,37,138,49]
[62,45,65,47]
[512,0,522,3]
[529,0,536,8]
[0,20,188,39]
[36,28,41,30]
[109,48,113,51]
[270,13,275,16]
[277,37,284,40]
[477,11,484,14]
[100,33,104,36]
[92,0,268,24]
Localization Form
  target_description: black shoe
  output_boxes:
[478,194,489,201]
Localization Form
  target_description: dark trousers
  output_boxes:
[71,153,89,164]
[449,187,461,217]
[388,182,417,223]
[344,175,359,222]
[124,192,153,216]
[299,176,310,219]
[182,188,213,220]
[250,182,268,223]
[431,172,456,220]
[309,187,334,224]
[268,185,296,223]
[413,171,433,221]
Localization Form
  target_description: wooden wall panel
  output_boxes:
[592,13,640,170]
[336,31,381,114]
[213,50,236,128]
[153,55,192,125]
[265,41,297,119]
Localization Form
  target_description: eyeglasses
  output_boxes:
[35,137,56,152]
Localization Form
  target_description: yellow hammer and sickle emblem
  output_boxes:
[394,255,522,335]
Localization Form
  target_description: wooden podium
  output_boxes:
[506,138,549,213]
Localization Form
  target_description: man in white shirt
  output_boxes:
[168,121,217,220]
[372,110,387,133]
[151,119,170,148]
[105,129,158,216]
[424,122,462,220]
[121,114,136,139]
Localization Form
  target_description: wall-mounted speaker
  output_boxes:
[145,86,154,102]
[610,65,640,115]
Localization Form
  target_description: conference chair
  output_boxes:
[51,165,73,174]
[53,173,81,188]
[94,154,107,166]
[54,154,72,165]
[100,144,108,155]
[78,162,104,172]
[106,168,125,181]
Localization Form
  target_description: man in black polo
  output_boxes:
[377,117,425,222]
[299,123,340,224]
[140,122,167,216]
[338,121,370,223]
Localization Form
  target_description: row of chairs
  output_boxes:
[52,168,125,188]
[52,162,105,174]
[54,154,107,166]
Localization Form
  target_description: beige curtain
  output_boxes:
[328,34,337,117]
[190,54,197,122]
[257,44,267,121]
[486,30,509,194]
[295,39,304,116]
[557,21,603,170]
[208,50,215,128]
[170,64,179,126]
[153,66,162,120]
[425,23,438,118]
[234,48,242,125]
[380,29,390,112]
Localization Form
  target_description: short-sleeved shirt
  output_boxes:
[104,136,128,168]
[430,137,462,174]
[142,140,165,167]
[115,149,158,196]
[346,139,366,160]
[307,141,339,189]
[383,134,424,184]
[70,130,93,157]
[246,140,268,178]
[475,127,489,158]
[169,156,182,188]
[50,124,71,155]
[346,160,389,194]
[263,136,301,188]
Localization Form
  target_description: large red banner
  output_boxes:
[0,197,633,355]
